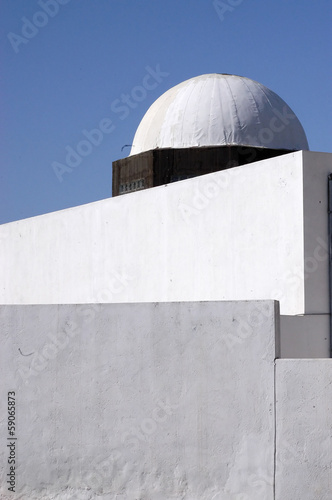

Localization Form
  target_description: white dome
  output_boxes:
[130,74,309,156]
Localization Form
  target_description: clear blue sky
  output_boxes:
[1,0,331,224]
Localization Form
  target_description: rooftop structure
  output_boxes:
[130,73,309,154]
[113,74,309,196]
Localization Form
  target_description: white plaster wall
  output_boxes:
[277,151,332,358]
[303,151,332,314]
[0,152,308,315]
[276,359,332,500]
[0,300,278,499]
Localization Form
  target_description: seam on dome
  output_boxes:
[224,77,242,139]
[255,81,274,109]
[207,76,217,142]
[192,79,206,145]
[180,79,198,146]
[255,82,306,149]
[240,77,261,126]
[144,92,173,151]
[216,78,228,144]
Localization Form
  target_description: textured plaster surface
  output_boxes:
[303,151,332,314]
[276,359,332,500]
[280,314,329,358]
[0,300,278,499]
[0,152,307,315]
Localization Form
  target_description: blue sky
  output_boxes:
[1,0,331,224]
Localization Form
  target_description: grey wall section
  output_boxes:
[276,359,332,500]
[303,151,332,315]
[280,314,330,358]
[278,150,332,359]
[0,301,279,500]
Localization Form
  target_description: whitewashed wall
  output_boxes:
[276,359,332,500]
[0,151,331,356]
[1,301,331,499]
[0,300,278,500]
[0,151,314,311]
[303,152,331,314]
